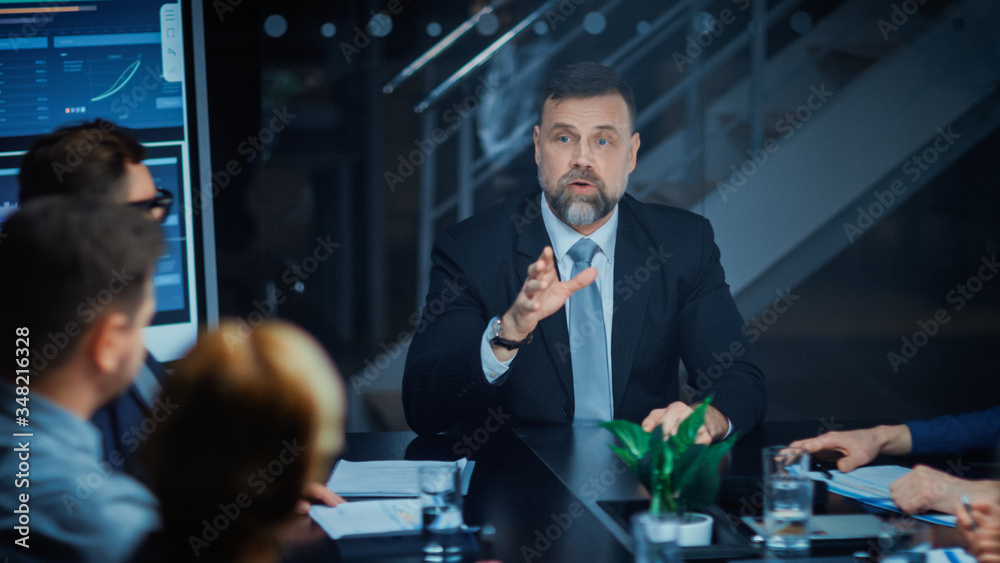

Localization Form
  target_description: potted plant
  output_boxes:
[600,399,736,546]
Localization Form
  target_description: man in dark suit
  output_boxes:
[403,62,766,441]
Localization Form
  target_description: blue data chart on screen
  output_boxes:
[0,145,191,325]
[145,148,191,325]
[0,167,18,224]
[0,1,183,137]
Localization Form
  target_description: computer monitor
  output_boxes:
[0,0,218,361]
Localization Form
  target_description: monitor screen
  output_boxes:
[0,0,217,361]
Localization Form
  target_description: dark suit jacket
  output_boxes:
[906,405,1000,456]
[91,350,169,481]
[403,189,766,437]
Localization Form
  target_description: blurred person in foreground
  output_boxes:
[791,405,1000,515]
[135,320,346,563]
[0,198,164,562]
[18,118,174,480]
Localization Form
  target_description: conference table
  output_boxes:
[281,421,985,562]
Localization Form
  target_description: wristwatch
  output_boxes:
[488,316,533,350]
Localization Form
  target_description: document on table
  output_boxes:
[325,458,474,497]
[807,465,956,527]
[309,499,421,539]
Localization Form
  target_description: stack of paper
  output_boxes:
[310,499,421,540]
[325,458,473,497]
[310,458,474,540]
[807,465,956,527]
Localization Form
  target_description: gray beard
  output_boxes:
[540,169,624,226]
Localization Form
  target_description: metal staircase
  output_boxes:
[383,0,1000,319]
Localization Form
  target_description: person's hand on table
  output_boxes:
[296,482,346,515]
[492,246,598,362]
[888,466,999,515]
[641,402,728,444]
[957,495,1000,562]
[789,425,912,473]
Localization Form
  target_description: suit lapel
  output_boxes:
[514,192,574,400]
[610,197,654,416]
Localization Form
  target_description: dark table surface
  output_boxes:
[280,420,988,563]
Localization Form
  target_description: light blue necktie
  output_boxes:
[567,238,612,424]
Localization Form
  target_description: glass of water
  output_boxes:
[763,474,813,551]
[419,466,463,562]
[632,512,680,563]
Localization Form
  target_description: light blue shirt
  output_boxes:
[481,193,618,398]
[0,382,159,563]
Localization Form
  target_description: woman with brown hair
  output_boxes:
[137,320,346,562]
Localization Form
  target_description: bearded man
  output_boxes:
[403,62,765,442]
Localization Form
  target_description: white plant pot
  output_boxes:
[677,513,713,546]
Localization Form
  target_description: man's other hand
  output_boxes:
[789,425,912,473]
[890,466,999,515]
[641,402,727,444]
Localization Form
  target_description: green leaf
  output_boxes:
[675,431,738,514]
[608,445,639,473]
[636,423,664,489]
[672,443,710,494]
[600,420,649,459]
[670,400,710,458]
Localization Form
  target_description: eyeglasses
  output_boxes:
[129,187,173,223]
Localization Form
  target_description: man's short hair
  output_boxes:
[0,197,164,379]
[538,62,637,132]
[18,119,146,203]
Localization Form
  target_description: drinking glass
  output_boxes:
[632,512,680,563]
[420,466,463,562]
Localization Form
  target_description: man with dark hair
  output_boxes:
[18,119,173,481]
[0,198,164,562]
[18,118,171,217]
[403,62,766,440]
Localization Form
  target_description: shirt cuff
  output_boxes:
[481,316,514,384]
[722,418,734,440]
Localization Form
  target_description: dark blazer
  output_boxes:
[906,405,1000,456]
[403,188,766,437]
[91,351,169,481]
